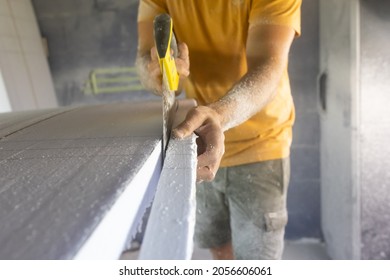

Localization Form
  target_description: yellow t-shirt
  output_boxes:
[138,0,301,167]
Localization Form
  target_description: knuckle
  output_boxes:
[180,120,193,134]
[189,107,203,120]
[197,168,215,182]
[205,171,215,181]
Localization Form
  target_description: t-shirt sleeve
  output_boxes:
[249,0,301,36]
[137,0,167,22]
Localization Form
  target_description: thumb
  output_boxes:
[172,120,196,140]
[172,108,205,139]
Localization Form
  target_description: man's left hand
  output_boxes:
[173,106,225,182]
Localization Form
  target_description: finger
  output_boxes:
[196,133,224,181]
[172,108,206,139]
[178,42,189,60]
[177,43,190,77]
[197,166,215,182]
[148,61,161,77]
[197,148,222,175]
[197,150,215,168]
[176,58,190,77]
[150,46,159,62]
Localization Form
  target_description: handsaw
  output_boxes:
[153,14,179,158]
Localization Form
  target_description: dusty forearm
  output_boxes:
[209,57,286,131]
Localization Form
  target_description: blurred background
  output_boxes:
[1,0,389,259]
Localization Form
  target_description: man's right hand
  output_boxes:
[147,42,190,95]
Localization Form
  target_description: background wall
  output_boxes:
[319,0,360,259]
[0,0,57,112]
[319,0,390,259]
[360,0,390,259]
[31,0,154,106]
[31,0,322,240]
[287,0,321,239]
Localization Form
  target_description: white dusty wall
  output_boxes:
[360,0,390,260]
[319,0,361,260]
[0,0,57,111]
[320,0,390,259]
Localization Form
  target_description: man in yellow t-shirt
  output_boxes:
[137,0,301,259]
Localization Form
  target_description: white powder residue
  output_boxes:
[211,57,282,131]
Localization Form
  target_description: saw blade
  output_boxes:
[161,70,177,158]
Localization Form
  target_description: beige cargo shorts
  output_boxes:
[194,158,290,260]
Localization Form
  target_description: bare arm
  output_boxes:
[210,25,294,131]
[174,24,296,181]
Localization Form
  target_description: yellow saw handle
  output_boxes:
[153,14,179,91]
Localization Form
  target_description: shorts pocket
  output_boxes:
[264,210,288,232]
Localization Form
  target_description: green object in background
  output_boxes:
[84,67,144,95]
